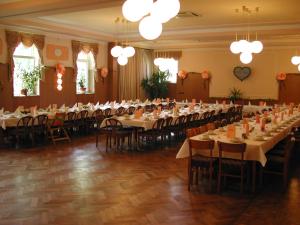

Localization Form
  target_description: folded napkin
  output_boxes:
[87,102,91,107]
[248,101,251,106]
[14,106,24,114]
[215,100,219,105]
[95,102,99,107]
[230,101,233,106]
[73,103,77,108]
[105,101,109,105]
[78,102,83,107]
[60,104,65,109]
[52,104,57,109]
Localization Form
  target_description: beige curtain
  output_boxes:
[71,40,99,82]
[5,30,45,81]
[119,48,154,100]
[154,51,182,60]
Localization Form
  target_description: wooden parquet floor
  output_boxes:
[0,136,299,225]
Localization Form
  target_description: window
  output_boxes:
[76,51,96,94]
[13,43,40,96]
[154,58,178,83]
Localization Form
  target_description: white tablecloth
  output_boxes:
[176,112,300,166]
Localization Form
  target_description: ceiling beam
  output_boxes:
[0,0,123,19]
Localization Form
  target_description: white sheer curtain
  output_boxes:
[119,48,154,100]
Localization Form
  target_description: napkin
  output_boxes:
[248,101,251,106]
[47,104,51,110]
[105,101,109,105]
[215,100,219,105]
[73,103,77,108]
[95,102,99,107]
[60,104,65,109]
[14,106,23,114]
[230,101,233,106]
[78,102,83,107]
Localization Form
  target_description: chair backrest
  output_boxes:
[169,102,176,109]
[192,112,199,121]
[115,107,126,116]
[220,119,227,127]
[164,116,173,127]
[17,116,33,128]
[186,128,197,138]
[104,108,112,117]
[185,114,193,124]
[105,118,123,128]
[217,141,246,160]
[202,111,210,120]
[145,104,153,112]
[77,110,88,120]
[51,113,66,127]
[94,109,103,117]
[34,114,48,126]
[189,139,215,158]
[209,110,215,121]
[282,134,296,164]
[152,118,165,130]
[66,111,76,120]
[126,106,136,115]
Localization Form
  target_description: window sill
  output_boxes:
[76,92,95,95]
[14,95,40,97]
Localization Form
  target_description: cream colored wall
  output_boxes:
[179,48,299,100]
[0,28,108,68]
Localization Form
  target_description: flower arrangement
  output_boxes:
[201,70,210,80]
[177,70,188,85]
[100,67,108,83]
[228,87,243,103]
[276,72,286,81]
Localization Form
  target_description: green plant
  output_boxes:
[78,76,86,89]
[20,66,43,96]
[141,70,170,99]
[228,87,242,102]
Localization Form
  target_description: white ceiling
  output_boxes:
[1,0,300,49]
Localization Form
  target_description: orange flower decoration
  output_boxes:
[56,63,65,74]
[201,70,210,80]
[100,67,109,78]
[178,70,188,80]
[276,72,286,81]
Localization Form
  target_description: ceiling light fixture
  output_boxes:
[229,6,263,64]
[110,17,135,66]
[122,0,181,40]
[291,55,300,71]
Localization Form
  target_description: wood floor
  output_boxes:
[0,136,299,225]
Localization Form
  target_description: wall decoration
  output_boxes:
[276,72,286,81]
[56,63,65,91]
[100,67,108,83]
[177,69,188,85]
[46,44,69,61]
[233,66,251,81]
[201,70,210,80]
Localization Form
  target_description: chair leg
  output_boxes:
[217,163,222,193]
[96,134,99,147]
[241,165,244,194]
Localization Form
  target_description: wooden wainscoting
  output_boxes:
[278,73,300,104]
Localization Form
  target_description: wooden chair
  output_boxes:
[217,141,247,193]
[188,139,216,191]
[138,118,165,148]
[126,106,136,115]
[220,119,227,127]
[32,114,48,144]
[103,108,112,118]
[75,110,89,133]
[15,116,34,148]
[48,113,71,145]
[199,125,207,134]
[115,107,126,116]
[206,122,215,131]
[171,115,186,140]
[261,135,295,189]
[64,111,76,135]
[103,118,132,151]
[162,116,173,144]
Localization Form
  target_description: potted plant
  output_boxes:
[228,87,242,103]
[78,77,86,93]
[141,70,170,100]
[20,66,43,96]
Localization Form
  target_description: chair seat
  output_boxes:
[221,158,248,166]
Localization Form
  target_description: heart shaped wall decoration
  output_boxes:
[233,66,251,81]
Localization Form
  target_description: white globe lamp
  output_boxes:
[291,56,300,65]
[123,46,135,57]
[139,15,162,40]
[111,45,123,58]
[230,41,240,54]
[117,54,128,66]
[240,52,253,64]
[251,41,263,54]
[122,0,153,22]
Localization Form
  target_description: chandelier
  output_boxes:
[122,0,180,40]
[110,17,135,66]
[229,6,263,64]
[291,55,300,71]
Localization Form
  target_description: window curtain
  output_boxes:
[119,48,154,100]
[154,51,182,60]
[5,30,45,81]
[71,40,99,82]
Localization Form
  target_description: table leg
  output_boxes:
[252,161,256,193]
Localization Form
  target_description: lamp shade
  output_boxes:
[151,0,180,23]
[298,64,300,72]
[117,55,128,66]
[123,46,135,57]
[251,41,263,54]
[230,41,240,54]
[111,45,123,58]
[122,0,153,22]
[240,52,253,64]
[139,15,162,40]
[291,56,300,65]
